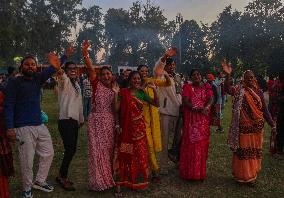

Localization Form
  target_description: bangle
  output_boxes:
[115,125,120,129]
[83,56,89,59]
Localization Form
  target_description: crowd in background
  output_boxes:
[0,42,283,198]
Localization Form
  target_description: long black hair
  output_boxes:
[127,71,142,87]
[189,68,201,78]
[100,66,112,75]
[137,64,148,71]
[64,61,80,94]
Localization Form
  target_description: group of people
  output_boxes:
[0,41,283,198]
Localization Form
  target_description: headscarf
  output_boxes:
[242,70,259,91]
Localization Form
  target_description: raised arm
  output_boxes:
[153,47,177,77]
[82,40,96,82]
[38,52,67,85]
[222,61,238,96]
[152,73,171,87]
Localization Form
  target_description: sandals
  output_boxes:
[56,176,75,191]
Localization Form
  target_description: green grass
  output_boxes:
[10,90,284,197]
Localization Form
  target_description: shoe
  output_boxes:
[22,189,33,198]
[56,176,76,191]
[33,181,54,192]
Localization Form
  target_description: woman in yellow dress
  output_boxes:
[137,64,171,181]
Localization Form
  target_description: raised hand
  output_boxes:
[165,47,177,57]
[48,52,60,70]
[82,40,91,58]
[222,61,232,75]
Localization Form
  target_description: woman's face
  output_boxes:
[244,71,255,88]
[130,73,142,89]
[138,66,149,79]
[66,64,79,80]
[191,70,202,84]
[100,69,113,86]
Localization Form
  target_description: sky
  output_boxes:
[82,0,252,24]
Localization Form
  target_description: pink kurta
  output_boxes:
[87,81,115,191]
[179,83,213,180]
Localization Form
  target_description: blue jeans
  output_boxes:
[83,97,92,120]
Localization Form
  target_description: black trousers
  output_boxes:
[276,114,284,152]
[58,119,79,178]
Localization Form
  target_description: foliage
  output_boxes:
[172,20,208,74]
[0,0,284,74]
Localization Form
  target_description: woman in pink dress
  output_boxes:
[82,41,116,191]
[179,69,213,180]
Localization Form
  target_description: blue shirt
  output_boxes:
[4,55,66,129]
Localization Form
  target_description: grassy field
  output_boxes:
[10,89,284,198]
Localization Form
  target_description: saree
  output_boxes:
[179,83,212,180]
[143,87,162,172]
[116,88,149,189]
[0,91,14,198]
[230,87,265,183]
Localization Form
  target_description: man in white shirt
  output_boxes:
[154,48,183,174]
[56,61,84,191]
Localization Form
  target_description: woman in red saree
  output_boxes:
[179,69,213,180]
[114,71,159,195]
[222,63,276,184]
[0,88,14,198]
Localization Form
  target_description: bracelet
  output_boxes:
[115,125,120,129]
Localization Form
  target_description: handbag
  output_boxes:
[41,111,49,123]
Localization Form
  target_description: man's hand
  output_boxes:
[48,52,60,70]
[7,129,16,143]
[165,47,177,57]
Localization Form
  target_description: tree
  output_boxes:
[104,8,131,68]
[208,6,242,67]
[172,20,208,74]
[75,5,104,63]
[0,0,27,66]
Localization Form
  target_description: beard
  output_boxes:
[22,69,35,77]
